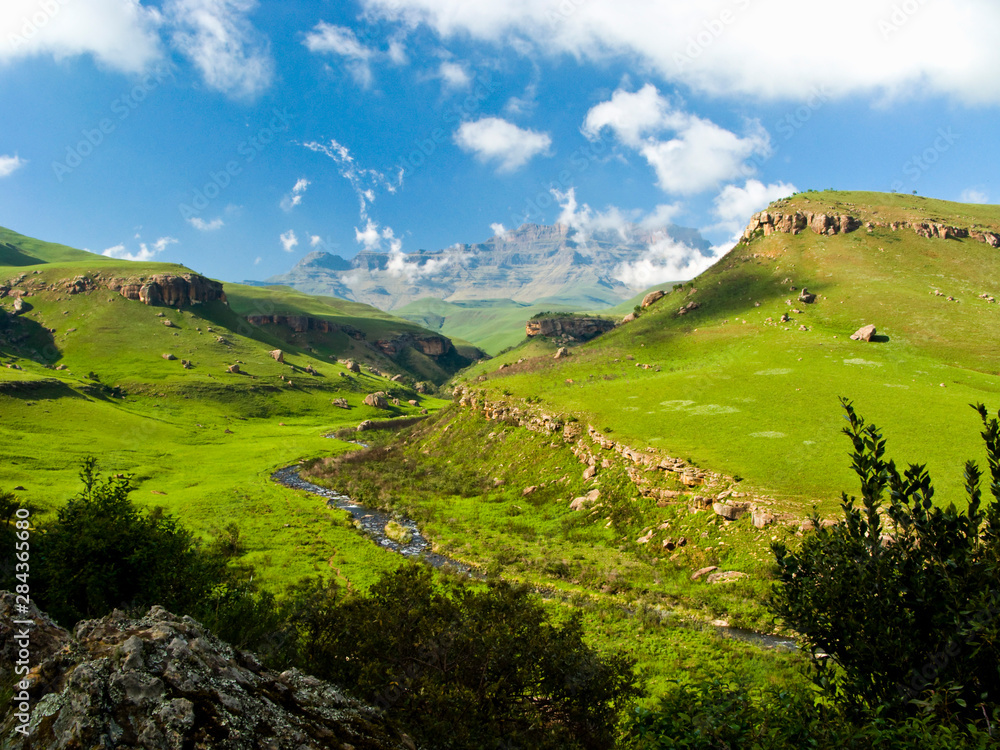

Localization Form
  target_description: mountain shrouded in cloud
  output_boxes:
[258,220,712,311]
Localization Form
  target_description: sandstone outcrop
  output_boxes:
[245,314,363,339]
[850,324,877,341]
[525,316,615,341]
[269,349,284,363]
[641,290,666,308]
[0,592,410,750]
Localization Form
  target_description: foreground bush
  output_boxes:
[770,400,1000,728]
[281,565,642,750]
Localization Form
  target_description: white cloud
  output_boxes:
[360,0,1000,104]
[438,60,471,89]
[101,236,178,262]
[187,216,224,230]
[551,187,681,243]
[584,84,770,194]
[303,139,400,221]
[253,255,261,264]
[0,0,163,74]
[960,188,989,204]
[614,235,720,288]
[387,37,408,65]
[280,177,310,211]
[454,117,552,173]
[280,229,298,252]
[310,234,322,246]
[303,22,381,87]
[0,154,25,177]
[166,0,273,98]
[355,219,382,250]
[490,222,507,237]
[713,179,798,232]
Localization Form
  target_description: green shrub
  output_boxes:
[770,399,1000,727]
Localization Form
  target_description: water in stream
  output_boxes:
[272,464,796,651]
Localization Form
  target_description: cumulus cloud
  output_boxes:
[166,0,273,98]
[454,117,552,172]
[0,154,26,178]
[280,229,298,252]
[490,222,507,237]
[280,177,310,211]
[101,236,178,262]
[0,0,163,74]
[712,179,797,232]
[310,234,323,246]
[584,84,770,194]
[187,216,224,231]
[614,236,720,288]
[360,0,1000,104]
[960,187,989,204]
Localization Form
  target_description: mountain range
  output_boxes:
[256,222,712,311]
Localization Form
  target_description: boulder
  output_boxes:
[706,570,748,584]
[850,324,877,342]
[751,509,775,528]
[391,374,405,382]
[268,349,284,363]
[569,488,601,511]
[621,312,637,323]
[554,347,569,359]
[162,353,176,360]
[712,502,750,521]
[798,288,816,304]
[162,319,175,328]
[227,364,240,373]
[345,360,361,373]
[641,290,666,308]
[364,392,389,409]
[332,398,349,408]
[0,592,410,750]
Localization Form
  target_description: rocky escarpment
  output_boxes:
[743,209,1000,247]
[245,315,453,359]
[525,315,616,342]
[453,385,781,529]
[1,271,227,307]
[0,592,411,750]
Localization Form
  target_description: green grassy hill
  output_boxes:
[0,230,467,589]
[457,191,1000,512]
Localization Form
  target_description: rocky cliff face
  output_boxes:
[1,272,227,307]
[260,222,712,311]
[524,315,616,341]
[0,592,411,750]
[743,209,1000,247]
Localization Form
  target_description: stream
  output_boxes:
[272,463,796,651]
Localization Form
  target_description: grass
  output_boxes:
[459,191,1000,512]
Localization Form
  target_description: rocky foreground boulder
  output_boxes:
[0,592,412,750]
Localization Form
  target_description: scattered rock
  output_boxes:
[522,486,537,496]
[706,570,748,584]
[850,324,877,342]
[621,312,637,323]
[554,347,569,359]
[357,420,374,431]
[691,565,719,581]
[582,465,596,480]
[162,353,176,360]
[364,392,389,409]
[332,398,350,409]
[344,360,361,373]
[162,319,175,328]
[641,289,666,308]
[391,374,405,382]
[798,288,816,304]
[268,349,284,363]
[752,509,775,528]
[712,502,750,521]
[226,364,240,374]
[569,488,601,511]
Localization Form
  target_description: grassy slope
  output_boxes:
[395,297,585,355]
[458,191,1000,512]
[0,238,455,591]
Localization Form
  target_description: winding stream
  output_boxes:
[272,463,796,651]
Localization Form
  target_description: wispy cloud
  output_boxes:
[165,0,273,98]
[437,60,471,90]
[302,138,401,221]
[960,187,989,204]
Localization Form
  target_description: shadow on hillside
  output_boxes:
[0,379,89,402]
[870,334,891,343]
[0,311,62,366]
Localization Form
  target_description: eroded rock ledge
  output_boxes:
[245,315,453,359]
[0,592,411,750]
[453,384,781,528]
[525,316,616,341]
[743,209,1000,247]
[1,272,227,307]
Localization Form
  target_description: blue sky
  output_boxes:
[0,0,997,289]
